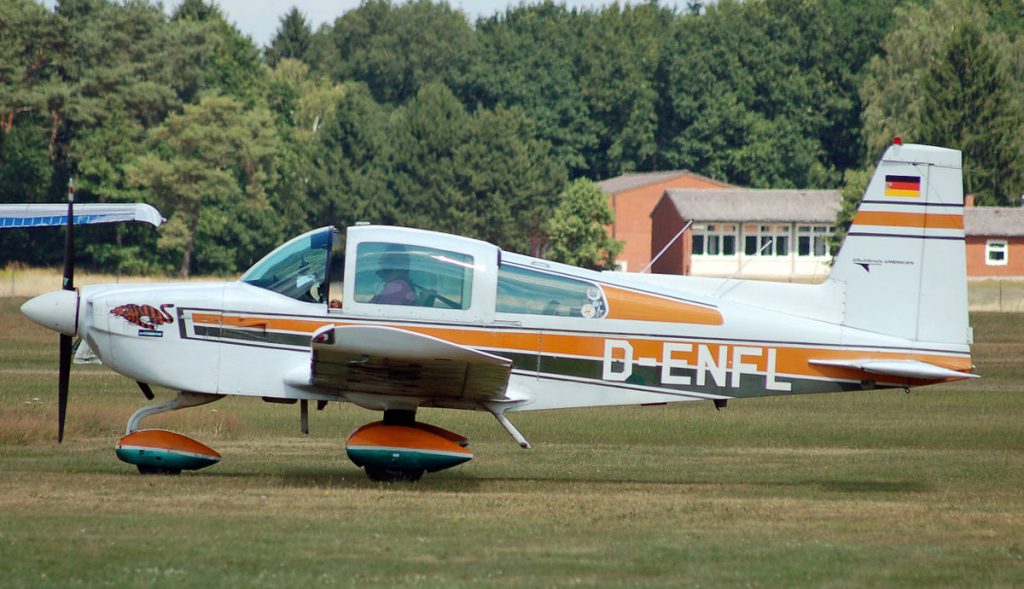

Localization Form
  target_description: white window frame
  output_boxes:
[692,223,738,257]
[796,224,833,258]
[986,239,1008,266]
[743,224,791,257]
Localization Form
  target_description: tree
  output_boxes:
[918,23,1022,205]
[468,2,597,176]
[315,0,478,105]
[128,95,282,277]
[171,0,267,105]
[266,7,313,67]
[859,0,992,159]
[660,0,823,186]
[454,106,566,254]
[306,82,395,229]
[386,83,470,232]
[546,178,622,269]
[860,0,1023,204]
[577,2,676,178]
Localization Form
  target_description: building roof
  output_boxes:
[965,207,1024,236]
[597,171,728,194]
[662,189,841,223]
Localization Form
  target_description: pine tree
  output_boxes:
[918,23,1023,205]
[266,7,313,66]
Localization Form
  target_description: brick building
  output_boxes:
[600,168,1024,281]
[964,205,1024,277]
[598,171,730,272]
[649,188,840,281]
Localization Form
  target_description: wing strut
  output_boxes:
[488,409,531,449]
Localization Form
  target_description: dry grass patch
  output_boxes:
[0,265,228,298]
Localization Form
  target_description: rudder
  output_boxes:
[828,141,969,346]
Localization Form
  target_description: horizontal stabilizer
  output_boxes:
[0,203,164,228]
[808,359,977,381]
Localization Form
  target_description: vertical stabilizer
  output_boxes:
[828,142,969,345]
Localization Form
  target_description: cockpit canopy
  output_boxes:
[240,227,337,303]
[239,224,610,322]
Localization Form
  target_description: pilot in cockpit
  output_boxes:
[371,248,416,306]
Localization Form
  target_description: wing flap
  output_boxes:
[310,325,513,401]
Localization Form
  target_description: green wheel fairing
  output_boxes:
[346,446,473,473]
[115,446,220,471]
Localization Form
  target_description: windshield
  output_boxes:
[241,227,336,303]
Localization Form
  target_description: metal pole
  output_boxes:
[642,220,693,274]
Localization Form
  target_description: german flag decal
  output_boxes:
[884,175,921,197]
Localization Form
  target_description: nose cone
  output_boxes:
[22,290,79,336]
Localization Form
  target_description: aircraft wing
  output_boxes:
[308,325,513,401]
[0,203,164,228]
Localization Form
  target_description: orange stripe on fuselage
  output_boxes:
[853,211,963,230]
[194,313,971,381]
[602,285,723,325]
[200,312,542,351]
[548,335,970,376]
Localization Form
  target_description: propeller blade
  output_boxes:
[58,333,71,443]
[58,178,74,443]
[63,179,74,291]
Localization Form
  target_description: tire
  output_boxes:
[364,465,424,483]
[137,465,182,475]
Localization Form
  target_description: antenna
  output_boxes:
[641,220,693,274]
[713,236,773,296]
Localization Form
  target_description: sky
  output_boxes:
[213,0,680,47]
[42,1,684,48]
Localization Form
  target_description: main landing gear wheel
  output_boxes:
[346,409,474,482]
[136,465,182,476]
[364,465,424,483]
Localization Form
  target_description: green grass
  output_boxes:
[1,297,1022,588]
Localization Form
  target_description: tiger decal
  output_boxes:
[110,303,175,330]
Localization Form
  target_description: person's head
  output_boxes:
[376,247,410,281]
[377,266,408,281]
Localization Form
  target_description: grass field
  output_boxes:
[1,297,1022,588]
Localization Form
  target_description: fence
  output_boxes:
[968,279,1024,312]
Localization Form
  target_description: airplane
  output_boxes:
[13,140,977,482]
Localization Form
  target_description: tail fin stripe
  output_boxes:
[860,200,962,209]
[846,231,963,241]
[852,211,963,230]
